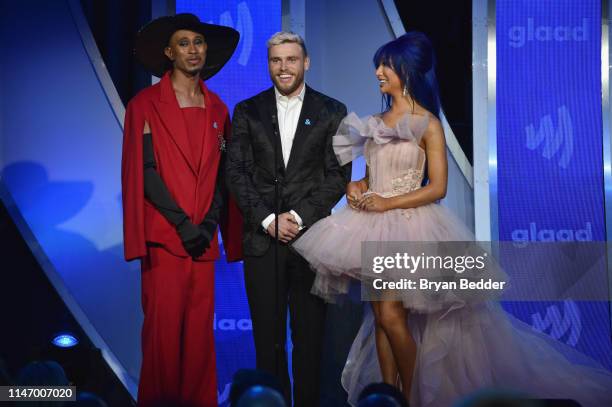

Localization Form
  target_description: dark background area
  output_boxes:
[0,199,134,404]
[395,0,473,163]
[80,0,152,105]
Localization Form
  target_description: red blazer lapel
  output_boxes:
[152,72,198,175]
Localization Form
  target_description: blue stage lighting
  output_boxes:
[52,333,78,348]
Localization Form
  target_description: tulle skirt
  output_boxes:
[291,203,612,407]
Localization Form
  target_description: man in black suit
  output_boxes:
[226,31,350,406]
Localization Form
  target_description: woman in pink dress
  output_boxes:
[291,32,612,407]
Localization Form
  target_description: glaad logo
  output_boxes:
[214,313,252,331]
[511,222,592,247]
[531,300,581,346]
[525,105,573,168]
[209,2,253,66]
[509,18,589,48]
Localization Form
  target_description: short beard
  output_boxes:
[274,77,303,96]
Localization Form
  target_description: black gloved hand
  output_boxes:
[182,234,210,259]
[199,218,218,244]
[177,218,210,259]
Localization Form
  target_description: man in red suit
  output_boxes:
[121,13,242,407]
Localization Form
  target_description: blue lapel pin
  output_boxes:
[213,121,218,129]
[304,119,311,126]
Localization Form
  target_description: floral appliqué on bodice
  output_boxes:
[333,112,430,220]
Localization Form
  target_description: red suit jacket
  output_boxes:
[122,72,242,262]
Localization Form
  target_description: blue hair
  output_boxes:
[373,32,441,119]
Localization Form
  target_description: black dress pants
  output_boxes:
[244,242,327,407]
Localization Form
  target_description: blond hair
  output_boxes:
[266,31,308,57]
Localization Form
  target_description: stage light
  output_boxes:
[51,333,79,348]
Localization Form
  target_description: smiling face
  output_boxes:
[164,29,207,76]
[375,62,403,96]
[268,42,310,97]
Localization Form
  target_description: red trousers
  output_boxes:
[138,246,217,407]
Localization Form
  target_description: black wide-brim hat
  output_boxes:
[135,13,239,80]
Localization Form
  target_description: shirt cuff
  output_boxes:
[290,210,304,229]
[261,213,275,232]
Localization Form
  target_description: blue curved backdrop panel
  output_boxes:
[0,0,140,393]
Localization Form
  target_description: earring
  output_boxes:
[402,85,408,97]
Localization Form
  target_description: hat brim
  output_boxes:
[135,15,240,81]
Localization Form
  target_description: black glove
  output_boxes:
[143,132,214,259]
[199,218,218,244]
[177,218,210,259]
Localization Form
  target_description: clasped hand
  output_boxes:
[267,212,300,243]
[346,181,390,212]
[177,219,211,260]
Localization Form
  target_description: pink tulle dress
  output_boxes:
[291,112,612,407]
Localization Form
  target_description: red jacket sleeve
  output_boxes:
[121,100,147,261]
[219,111,244,262]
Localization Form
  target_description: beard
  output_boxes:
[272,72,304,96]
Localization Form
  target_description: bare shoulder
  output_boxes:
[422,115,445,146]
[426,115,443,135]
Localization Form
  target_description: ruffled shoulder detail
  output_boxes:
[333,112,430,165]
[333,113,369,165]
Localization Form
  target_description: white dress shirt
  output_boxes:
[276,83,305,166]
[261,84,306,232]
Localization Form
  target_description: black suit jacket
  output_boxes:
[226,85,351,256]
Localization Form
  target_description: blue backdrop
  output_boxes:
[497,0,611,368]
